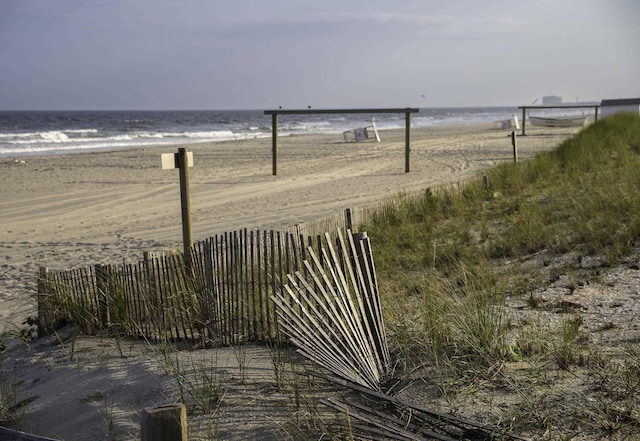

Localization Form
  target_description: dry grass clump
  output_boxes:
[363,113,640,439]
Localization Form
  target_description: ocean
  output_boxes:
[0,107,524,158]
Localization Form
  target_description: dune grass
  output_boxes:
[361,112,640,438]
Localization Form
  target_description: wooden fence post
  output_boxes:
[345,208,353,231]
[37,266,49,336]
[272,113,278,176]
[405,111,411,173]
[141,404,187,441]
[482,175,489,190]
[511,131,518,163]
[95,264,111,328]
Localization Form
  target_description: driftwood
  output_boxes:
[0,427,60,441]
[315,372,532,441]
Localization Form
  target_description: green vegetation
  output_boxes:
[362,112,640,438]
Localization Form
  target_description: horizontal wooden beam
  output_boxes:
[264,107,419,115]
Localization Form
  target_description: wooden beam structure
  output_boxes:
[264,108,420,175]
[518,104,600,136]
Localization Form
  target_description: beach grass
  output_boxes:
[361,112,640,437]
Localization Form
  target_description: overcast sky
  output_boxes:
[1,0,639,110]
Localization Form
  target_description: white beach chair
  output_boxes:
[343,117,381,142]
[493,116,520,130]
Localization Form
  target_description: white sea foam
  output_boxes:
[40,131,70,142]
[65,129,99,134]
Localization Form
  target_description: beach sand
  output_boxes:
[0,123,578,330]
[0,123,585,440]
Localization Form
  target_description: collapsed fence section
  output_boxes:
[273,230,391,391]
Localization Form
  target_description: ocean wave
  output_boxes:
[0,139,170,156]
[0,128,99,143]
[3,131,71,144]
[0,129,272,157]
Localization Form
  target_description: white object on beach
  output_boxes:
[494,116,520,130]
[343,117,381,143]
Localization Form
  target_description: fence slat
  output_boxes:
[249,230,257,340]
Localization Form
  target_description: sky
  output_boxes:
[1,0,639,110]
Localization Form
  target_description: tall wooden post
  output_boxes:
[511,131,518,163]
[405,111,411,173]
[178,148,193,265]
[521,107,527,136]
[272,113,278,176]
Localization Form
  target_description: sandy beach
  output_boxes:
[0,123,587,440]
[0,123,580,330]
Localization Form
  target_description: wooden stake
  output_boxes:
[405,111,411,173]
[141,404,187,441]
[272,113,278,176]
[37,267,48,336]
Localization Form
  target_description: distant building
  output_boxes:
[600,98,640,118]
[542,96,563,105]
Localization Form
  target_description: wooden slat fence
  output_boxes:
[37,179,470,346]
[38,214,369,345]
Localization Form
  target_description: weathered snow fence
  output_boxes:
[272,229,391,391]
